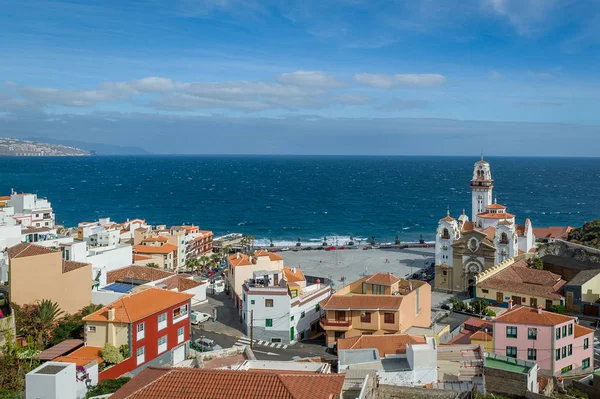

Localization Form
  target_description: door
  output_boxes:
[290,326,295,341]
[530,297,537,307]
[512,296,522,305]
[172,345,185,365]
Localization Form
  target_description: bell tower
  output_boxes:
[471,155,494,220]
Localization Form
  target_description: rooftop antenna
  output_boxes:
[446,205,450,217]
[480,151,484,161]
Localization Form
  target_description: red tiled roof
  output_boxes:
[485,203,506,210]
[111,367,345,399]
[158,275,204,291]
[481,226,496,242]
[574,324,595,338]
[337,334,426,357]
[133,254,152,261]
[37,339,84,361]
[63,260,90,273]
[143,236,169,243]
[133,243,178,254]
[54,345,104,366]
[494,305,575,326]
[107,265,174,284]
[228,253,252,267]
[476,212,515,219]
[268,252,284,261]
[441,215,455,222]
[254,249,270,257]
[321,294,403,310]
[83,287,193,323]
[447,330,474,345]
[533,226,573,240]
[470,330,493,341]
[477,260,566,299]
[366,272,401,286]
[7,243,57,259]
[283,267,305,283]
[461,221,475,232]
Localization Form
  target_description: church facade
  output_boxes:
[434,157,535,293]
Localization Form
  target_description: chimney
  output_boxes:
[236,252,240,259]
[317,278,321,289]
[409,282,413,291]
[107,307,115,321]
[537,305,543,314]
[292,267,296,273]
[507,298,513,310]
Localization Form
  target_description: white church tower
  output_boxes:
[435,209,459,268]
[495,220,517,264]
[470,155,494,221]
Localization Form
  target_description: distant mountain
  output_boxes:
[0,137,89,156]
[25,137,150,155]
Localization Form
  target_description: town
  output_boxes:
[1,159,600,399]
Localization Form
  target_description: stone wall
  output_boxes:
[485,366,529,397]
[369,385,459,399]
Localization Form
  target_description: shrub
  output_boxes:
[528,257,544,269]
[101,343,124,365]
[119,344,129,358]
[485,309,496,317]
[450,297,468,312]
[85,377,131,398]
[470,298,490,315]
[547,305,567,314]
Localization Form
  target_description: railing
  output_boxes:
[319,317,351,327]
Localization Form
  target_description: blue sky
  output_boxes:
[1,0,599,155]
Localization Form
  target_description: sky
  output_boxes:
[1,0,599,155]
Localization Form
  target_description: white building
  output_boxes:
[241,266,331,345]
[86,244,133,286]
[8,192,55,228]
[0,209,21,283]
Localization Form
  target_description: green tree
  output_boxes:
[470,298,490,315]
[198,255,210,272]
[146,262,159,268]
[547,305,567,314]
[370,235,376,245]
[210,253,221,268]
[101,343,124,365]
[323,237,328,246]
[450,297,468,312]
[85,377,131,398]
[528,257,544,269]
[79,303,103,318]
[0,333,41,394]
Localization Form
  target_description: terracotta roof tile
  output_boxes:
[476,212,515,219]
[574,324,595,338]
[7,243,57,259]
[133,243,178,254]
[470,330,493,341]
[54,345,104,366]
[107,265,174,284]
[494,305,575,326]
[83,287,193,323]
[461,221,475,232]
[485,203,507,210]
[268,252,284,261]
[283,267,305,283]
[441,215,455,222]
[481,226,496,241]
[133,254,152,261]
[321,294,403,310]
[158,275,204,291]
[21,226,52,234]
[337,334,426,357]
[112,367,344,399]
[366,272,402,286]
[142,236,169,243]
[533,226,573,240]
[63,260,90,273]
[254,249,270,257]
[228,253,252,267]
[478,260,566,299]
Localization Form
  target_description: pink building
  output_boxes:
[493,301,594,377]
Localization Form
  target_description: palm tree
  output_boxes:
[37,299,64,346]
[199,255,210,272]
[323,236,328,246]
[146,262,159,269]
[296,237,302,247]
[370,235,376,245]
[79,303,103,318]
[395,235,400,245]
[269,238,274,247]
[247,236,255,251]
[349,236,355,246]
[210,253,221,268]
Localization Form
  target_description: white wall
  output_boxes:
[184,282,207,306]
[26,362,77,399]
[92,290,125,305]
[290,286,330,342]
[87,245,133,286]
[243,289,291,342]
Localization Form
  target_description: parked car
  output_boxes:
[193,337,222,352]
[191,310,211,325]
[281,247,290,251]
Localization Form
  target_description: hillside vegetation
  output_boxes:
[567,220,600,249]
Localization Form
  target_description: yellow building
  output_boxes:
[475,258,565,309]
[470,330,494,352]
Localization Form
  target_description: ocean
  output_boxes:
[1,155,598,245]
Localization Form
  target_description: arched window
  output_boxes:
[500,232,509,244]
[442,228,450,239]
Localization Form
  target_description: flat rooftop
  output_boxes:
[485,357,530,374]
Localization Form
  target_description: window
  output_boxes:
[87,325,96,333]
[273,274,279,285]
[530,297,537,307]
[372,284,377,294]
[506,326,517,338]
[556,327,560,340]
[336,311,346,321]
[583,358,590,369]
[380,285,385,295]
[442,228,450,239]
[362,283,367,294]
[158,335,167,354]
[243,294,246,302]
[137,322,145,340]
[315,304,320,312]
[562,346,566,358]
[173,304,188,322]
[562,325,567,337]
[528,348,537,360]
[361,312,371,323]
[136,346,145,365]
[290,315,294,321]
[528,328,537,340]
[177,327,185,344]
[482,289,489,294]
[265,299,273,307]
[301,311,305,319]
[568,344,572,356]
[250,300,255,305]
[496,292,504,302]
[568,323,573,336]
[158,313,167,331]
[265,319,273,327]
[561,365,572,374]
[384,313,395,324]
[584,338,589,349]
[442,270,448,276]
[506,346,517,358]
[556,349,560,360]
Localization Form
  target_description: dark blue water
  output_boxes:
[1,156,598,245]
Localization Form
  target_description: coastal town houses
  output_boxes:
[133,237,178,270]
[492,301,594,377]
[474,258,566,309]
[8,243,91,314]
[241,265,330,344]
[319,273,431,348]
[7,191,55,229]
[434,157,536,294]
[82,287,194,381]
[563,269,600,315]
[227,250,285,309]
[532,226,573,242]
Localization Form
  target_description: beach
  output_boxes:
[280,246,453,308]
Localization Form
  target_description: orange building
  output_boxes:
[319,273,431,348]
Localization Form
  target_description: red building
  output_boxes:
[82,287,194,381]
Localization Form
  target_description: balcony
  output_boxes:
[319,316,351,331]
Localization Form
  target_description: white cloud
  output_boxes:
[353,73,447,88]
[483,0,565,36]
[276,71,346,88]
[489,70,503,80]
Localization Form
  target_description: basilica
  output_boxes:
[434,157,535,293]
